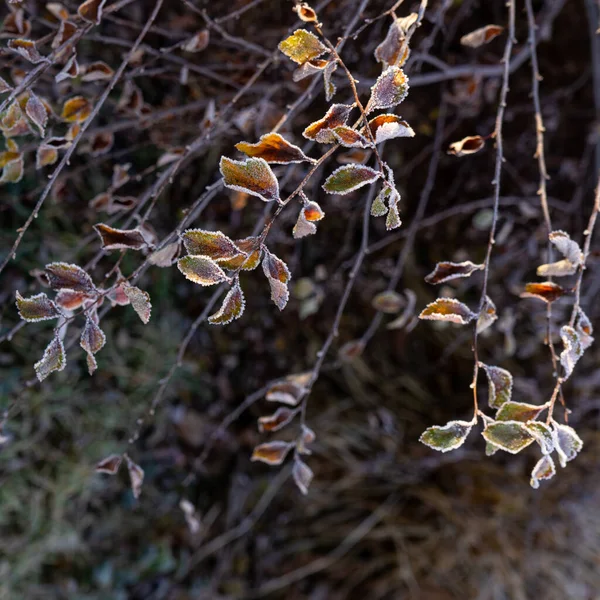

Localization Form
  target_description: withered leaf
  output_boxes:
[208,280,245,325]
[56,289,89,311]
[419,298,475,325]
[292,457,313,495]
[530,455,556,489]
[251,441,293,465]
[81,60,114,81]
[34,335,66,381]
[93,223,148,251]
[218,237,261,271]
[36,145,58,169]
[61,96,92,123]
[178,255,230,286]
[16,291,61,322]
[235,133,315,164]
[148,242,179,268]
[322,164,381,195]
[25,93,48,136]
[367,66,409,112]
[45,262,96,294]
[78,0,107,24]
[476,295,497,334]
[293,58,328,81]
[332,126,371,148]
[0,154,23,183]
[96,454,122,475]
[559,325,583,381]
[120,283,151,324]
[182,29,209,53]
[293,210,316,239]
[482,421,535,454]
[549,230,583,265]
[278,29,328,64]
[220,156,279,203]
[374,18,411,68]
[80,317,106,374]
[265,379,306,406]
[420,420,472,452]
[303,103,353,143]
[372,290,403,313]
[258,407,298,433]
[448,135,486,157]
[262,249,291,310]
[368,114,414,144]
[124,454,144,499]
[520,281,566,303]
[460,25,504,48]
[424,260,484,285]
[552,421,583,467]
[479,363,513,409]
[294,2,318,22]
[7,39,48,64]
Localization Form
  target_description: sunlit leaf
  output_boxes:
[258,407,298,433]
[368,114,414,144]
[182,29,209,53]
[294,2,318,22]
[96,454,122,475]
[235,132,315,165]
[7,39,48,63]
[322,164,380,195]
[303,200,324,222]
[220,156,279,202]
[81,60,114,81]
[78,0,106,24]
[419,298,476,325]
[332,126,371,148]
[420,420,472,453]
[530,454,556,489]
[208,280,245,325]
[367,66,409,112]
[536,259,578,277]
[460,25,504,48]
[36,145,58,169]
[479,363,513,409]
[251,441,293,465]
[425,260,484,285]
[372,290,403,313]
[121,283,151,324]
[292,457,313,495]
[25,93,48,136]
[525,421,554,455]
[180,229,244,263]
[476,295,497,334]
[496,401,545,423]
[34,334,66,381]
[262,249,290,310]
[559,325,583,381]
[482,421,535,454]
[16,291,61,322]
[45,262,96,294]
[520,281,566,303]
[448,135,486,157]
[278,29,328,64]
[177,255,230,287]
[124,454,144,499]
[93,223,148,251]
[303,103,353,143]
[61,96,92,123]
[552,421,583,468]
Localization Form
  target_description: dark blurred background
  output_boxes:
[1,0,600,598]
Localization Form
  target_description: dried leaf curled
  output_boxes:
[424,260,483,285]
[96,454,122,475]
[124,454,144,499]
[460,25,504,48]
[530,455,556,489]
[235,133,315,164]
[559,325,583,381]
[520,281,566,303]
[93,223,148,251]
[368,114,414,144]
[303,103,353,143]
[448,135,485,156]
[419,298,475,325]
[258,407,298,433]
[251,441,293,465]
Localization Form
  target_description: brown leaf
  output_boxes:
[235,133,315,164]
[419,298,476,325]
[258,407,298,432]
[293,58,328,81]
[425,260,484,285]
[460,25,504,48]
[93,223,148,251]
[303,103,353,143]
[208,280,245,325]
[262,249,291,311]
[374,17,412,68]
[220,156,279,203]
[80,317,106,374]
[78,0,107,24]
[182,29,209,52]
[25,93,48,136]
[36,145,58,169]
[45,262,96,293]
[368,114,414,144]
[251,441,293,465]
[81,60,114,81]
[56,289,90,311]
[61,96,92,123]
[448,135,486,156]
[7,39,48,64]
[294,2,317,22]
[332,126,371,148]
[122,283,151,324]
[16,291,61,322]
[520,281,566,303]
[96,454,122,475]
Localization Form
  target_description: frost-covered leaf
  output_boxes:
[386,204,401,230]
[536,259,578,277]
[425,261,483,285]
[496,401,545,423]
[262,249,290,310]
[552,422,583,467]
[420,420,472,452]
[525,421,554,455]
[25,93,48,136]
[479,363,513,409]
[78,0,106,24]
[265,378,306,406]
[520,281,566,303]
[323,164,380,195]
[16,291,61,322]
[530,454,556,489]
[323,59,337,101]
[294,2,318,22]
[293,210,317,239]
[548,230,583,265]
[182,29,209,52]
[460,25,504,48]
[96,454,122,475]
[56,54,79,82]
[148,242,179,268]
[181,229,245,262]
[371,186,389,217]
[93,223,148,251]
[218,237,261,271]
[278,29,328,64]
[34,335,66,381]
[124,454,144,499]
[251,441,293,465]
[482,421,535,454]
[0,154,23,183]
[292,457,313,495]
[81,60,114,81]
[476,295,497,334]
[297,424,316,455]
[80,317,106,375]
[559,325,583,381]
[235,132,315,164]
[122,283,151,324]
[7,39,48,64]
[36,145,58,169]
[45,262,96,294]
[419,298,476,325]
[367,66,409,112]
[368,114,414,144]
[448,135,485,156]
[372,290,403,313]
[332,126,371,148]
[208,280,245,325]
[303,200,324,222]
[0,76,13,94]
[178,255,231,287]
[293,58,328,81]
[56,289,89,311]
[374,18,411,68]
[220,156,279,202]
[258,407,298,433]
[303,103,353,143]
[576,308,594,350]
[61,96,92,123]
